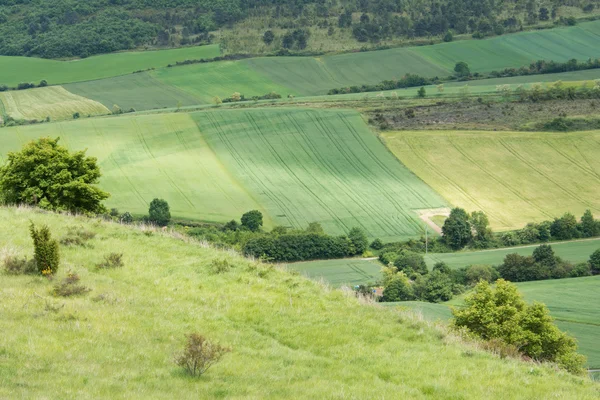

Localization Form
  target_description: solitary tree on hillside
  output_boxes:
[442,208,472,250]
[0,137,109,214]
[454,61,471,77]
[241,210,263,232]
[148,198,171,226]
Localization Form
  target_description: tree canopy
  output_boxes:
[0,137,109,214]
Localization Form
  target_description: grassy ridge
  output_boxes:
[64,73,203,112]
[2,208,598,398]
[0,45,220,87]
[0,113,264,223]
[194,108,448,240]
[0,86,109,120]
[383,130,600,231]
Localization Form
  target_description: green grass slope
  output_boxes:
[1,207,598,398]
[383,130,600,231]
[193,108,448,240]
[0,45,220,87]
[64,73,203,112]
[0,113,264,223]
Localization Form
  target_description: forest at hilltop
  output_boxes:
[1,0,598,58]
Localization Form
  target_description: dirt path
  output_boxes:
[417,208,451,235]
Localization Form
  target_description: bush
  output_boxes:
[453,280,585,374]
[465,264,499,285]
[210,258,231,274]
[413,270,453,303]
[148,198,171,226]
[174,333,230,377]
[2,255,37,275]
[393,250,428,277]
[589,249,600,275]
[120,212,133,224]
[53,271,91,297]
[370,238,384,250]
[30,223,59,275]
[442,208,472,250]
[60,226,96,247]
[348,227,368,255]
[381,275,414,302]
[96,253,124,269]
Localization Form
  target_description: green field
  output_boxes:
[153,60,298,104]
[0,113,264,223]
[288,258,382,287]
[194,108,448,240]
[425,238,600,269]
[3,208,597,398]
[64,73,203,112]
[383,130,600,232]
[0,86,109,120]
[0,45,220,87]
[0,108,448,239]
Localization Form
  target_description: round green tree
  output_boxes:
[442,208,472,250]
[241,210,263,232]
[148,198,171,226]
[0,137,109,214]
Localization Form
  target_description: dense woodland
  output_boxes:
[0,0,598,58]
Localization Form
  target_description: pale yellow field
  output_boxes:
[0,86,109,121]
[383,130,600,231]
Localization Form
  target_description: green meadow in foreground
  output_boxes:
[0,45,220,87]
[1,207,598,399]
[383,130,600,231]
[0,113,264,224]
[193,108,448,240]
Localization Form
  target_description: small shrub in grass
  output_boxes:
[60,226,96,247]
[210,258,231,274]
[370,238,383,250]
[2,255,37,275]
[175,333,230,377]
[30,223,59,275]
[96,253,124,269]
[53,271,91,297]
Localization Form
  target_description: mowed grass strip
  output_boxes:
[64,72,203,111]
[0,86,109,121]
[0,44,220,87]
[383,130,600,231]
[287,258,383,287]
[153,61,298,104]
[0,113,264,223]
[193,108,448,241]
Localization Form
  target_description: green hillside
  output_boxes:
[383,130,600,232]
[0,45,220,87]
[193,108,448,240]
[1,207,599,398]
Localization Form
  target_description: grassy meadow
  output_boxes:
[0,45,220,87]
[0,86,109,120]
[193,108,448,240]
[2,208,598,398]
[383,130,600,231]
[0,113,265,224]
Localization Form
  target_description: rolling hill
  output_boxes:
[1,207,598,398]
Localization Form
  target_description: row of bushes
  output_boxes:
[243,227,368,262]
[0,80,48,92]
[490,58,600,79]
[327,73,436,95]
[220,91,282,103]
